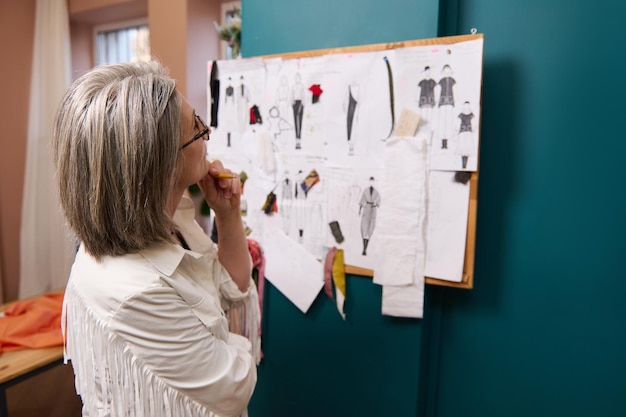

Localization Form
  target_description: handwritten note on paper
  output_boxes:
[262,228,324,313]
[394,108,421,137]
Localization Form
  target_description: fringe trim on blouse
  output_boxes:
[226,282,262,365]
[62,282,220,417]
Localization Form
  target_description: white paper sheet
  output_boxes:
[394,39,484,171]
[424,171,470,282]
[372,134,428,286]
[325,166,386,270]
[262,228,324,313]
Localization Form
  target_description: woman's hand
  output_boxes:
[197,160,241,217]
[198,160,252,290]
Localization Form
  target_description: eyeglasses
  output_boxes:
[181,114,210,150]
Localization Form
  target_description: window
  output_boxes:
[220,1,242,59]
[94,19,151,66]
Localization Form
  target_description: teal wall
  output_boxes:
[434,1,626,416]
[243,0,626,416]
[243,0,439,55]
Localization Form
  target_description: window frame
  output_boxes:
[92,17,150,66]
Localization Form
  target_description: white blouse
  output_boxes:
[62,197,257,417]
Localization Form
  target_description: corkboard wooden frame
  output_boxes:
[261,33,483,289]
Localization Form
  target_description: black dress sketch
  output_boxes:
[292,72,305,149]
[209,61,220,128]
[237,75,250,134]
[280,170,293,234]
[383,56,395,140]
[417,66,436,126]
[224,77,235,147]
[437,64,456,149]
[359,177,381,256]
[344,83,360,156]
[456,101,475,169]
[294,170,307,243]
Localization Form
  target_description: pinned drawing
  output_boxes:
[383,56,395,140]
[224,77,236,147]
[456,100,475,169]
[417,65,436,127]
[344,82,360,156]
[280,170,293,234]
[359,177,381,256]
[292,72,305,149]
[268,106,292,142]
[437,64,456,150]
[237,75,251,134]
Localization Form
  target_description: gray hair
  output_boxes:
[53,61,181,259]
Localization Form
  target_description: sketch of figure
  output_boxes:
[328,183,361,244]
[359,177,381,256]
[276,75,290,121]
[344,83,360,156]
[417,66,436,126]
[456,101,475,169]
[280,170,293,234]
[237,75,250,134]
[437,64,456,149]
[292,72,305,149]
[268,106,292,150]
[224,77,236,147]
[294,170,308,242]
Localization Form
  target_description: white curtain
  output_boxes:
[19,0,75,298]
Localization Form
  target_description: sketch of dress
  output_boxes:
[437,64,456,149]
[292,73,305,149]
[276,75,290,119]
[224,77,236,147]
[344,83,360,156]
[280,171,293,234]
[294,170,308,242]
[237,75,250,134]
[328,183,361,244]
[359,177,381,256]
[456,101,475,169]
[417,66,436,126]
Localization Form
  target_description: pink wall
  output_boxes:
[0,0,35,302]
[0,0,225,302]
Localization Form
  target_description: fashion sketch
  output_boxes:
[456,101,475,169]
[274,76,294,150]
[223,77,236,147]
[383,56,395,140]
[276,75,290,122]
[280,170,293,235]
[237,75,250,134]
[437,64,456,150]
[359,177,381,256]
[417,66,436,127]
[344,83,360,156]
[268,106,292,150]
[328,183,362,245]
[294,170,308,243]
[292,72,305,149]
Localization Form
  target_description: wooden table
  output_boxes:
[0,292,65,417]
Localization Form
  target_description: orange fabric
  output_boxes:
[0,292,64,353]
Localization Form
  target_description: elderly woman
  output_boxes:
[54,61,257,417]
